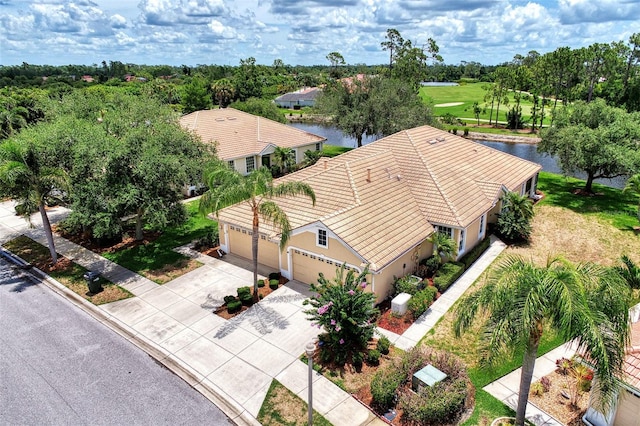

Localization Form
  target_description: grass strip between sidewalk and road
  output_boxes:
[258,379,332,426]
[3,235,132,305]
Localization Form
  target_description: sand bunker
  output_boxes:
[434,102,464,107]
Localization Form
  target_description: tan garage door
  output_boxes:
[292,250,343,285]
[615,390,640,426]
[228,226,253,260]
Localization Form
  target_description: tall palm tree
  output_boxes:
[199,164,315,299]
[454,255,630,426]
[272,146,295,176]
[427,231,457,265]
[0,140,69,264]
[211,78,235,108]
[624,174,640,223]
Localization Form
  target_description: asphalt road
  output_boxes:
[0,258,233,425]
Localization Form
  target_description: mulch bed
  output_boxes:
[529,370,590,425]
[54,225,163,254]
[376,299,414,335]
[213,276,289,320]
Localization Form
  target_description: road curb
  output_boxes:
[0,246,259,426]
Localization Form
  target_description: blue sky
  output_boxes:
[1,0,639,67]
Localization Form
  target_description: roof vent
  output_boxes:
[324,160,328,170]
[366,168,371,182]
[215,118,225,122]
[397,174,402,181]
[437,137,446,142]
[227,117,236,120]
[428,139,438,144]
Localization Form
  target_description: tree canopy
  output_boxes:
[539,99,640,192]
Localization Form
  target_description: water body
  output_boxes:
[290,122,627,189]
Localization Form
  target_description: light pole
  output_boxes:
[305,341,316,425]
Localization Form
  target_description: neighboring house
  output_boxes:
[215,125,541,303]
[583,313,640,426]
[274,87,321,109]
[180,108,326,176]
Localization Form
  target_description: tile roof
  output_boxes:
[217,125,541,272]
[179,108,326,161]
[624,321,640,390]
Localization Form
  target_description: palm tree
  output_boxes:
[497,191,535,241]
[616,255,640,289]
[199,164,315,300]
[211,78,235,108]
[0,140,69,264]
[624,174,640,224]
[454,255,630,426]
[272,146,295,176]
[427,231,457,265]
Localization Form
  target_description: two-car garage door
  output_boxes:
[614,390,640,426]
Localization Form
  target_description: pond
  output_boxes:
[289,122,627,189]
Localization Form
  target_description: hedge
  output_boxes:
[459,236,491,269]
[407,286,437,319]
[227,299,242,314]
[433,262,465,293]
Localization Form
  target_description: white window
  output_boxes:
[458,229,465,253]
[436,225,453,238]
[228,160,235,170]
[246,156,255,172]
[317,229,328,247]
[479,214,486,238]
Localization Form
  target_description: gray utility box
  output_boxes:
[412,364,447,392]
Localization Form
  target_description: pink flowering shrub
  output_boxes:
[304,264,378,366]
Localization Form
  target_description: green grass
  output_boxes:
[461,389,515,426]
[258,380,332,426]
[420,82,552,127]
[537,171,639,230]
[321,145,352,157]
[102,200,218,279]
[442,124,540,137]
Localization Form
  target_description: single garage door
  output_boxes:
[614,390,640,426]
[292,250,349,285]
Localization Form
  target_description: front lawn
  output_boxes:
[101,200,217,283]
[258,380,332,426]
[3,235,132,305]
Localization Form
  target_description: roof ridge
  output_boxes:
[407,130,462,227]
[344,161,361,205]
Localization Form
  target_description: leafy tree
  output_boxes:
[427,232,457,266]
[624,174,640,223]
[0,138,69,264]
[199,165,315,300]
[234,57,262,101]
[303,265,378,366]
[181,77,211,113]
[229,97,286,123]
[539,99,640,192]
[497,191,534,241]
[454,255,631,426]
[316,76,435,147]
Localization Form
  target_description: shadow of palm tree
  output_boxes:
[213,302,291,338]
[0,266,37,292]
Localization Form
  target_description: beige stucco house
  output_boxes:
[179,108,326,176]
[215,125,541,303]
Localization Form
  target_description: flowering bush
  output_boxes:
[303,265,378,366]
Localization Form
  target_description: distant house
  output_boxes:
[179,108,326,176]
[214,124,541,302]
[583,314,640,426]
[274,87,321,109]
[81,75,94,83]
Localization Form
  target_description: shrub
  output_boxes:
[237,286,251,297]
[540,376,551,392]
[370,366,404,410]
[459,236,491,269]
[227,299,242,314]
[268,272,281,281]
[352,352,364,370]
[433,262,465,293]
[257,279,265,288]
[463,128,469,137]
[377,336,391,355]
[400,379,468,425]
[192,229,220,251]
[303,265,378,367]
[393,275,422,296]
[407,287,437,319]
[223,295,236,304]
[269,279,279,290]
[239,292,254,306]
[497,191,534,242]
[367,349,381,366]
[530,381,545,396]
[556,357,574,375]
[452,127,458,135]
[423,255,440,277]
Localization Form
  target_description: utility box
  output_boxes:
[391,292,411,315]
[412,364,447,392]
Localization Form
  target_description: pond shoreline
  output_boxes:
[466,131,541,145]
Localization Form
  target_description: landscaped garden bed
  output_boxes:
[3,235,132,305]
[214,273,287,319]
